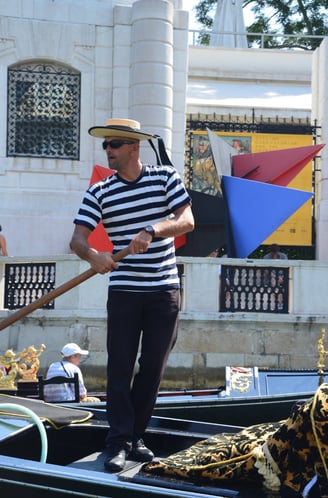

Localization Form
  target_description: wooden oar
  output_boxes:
[0,247,130,331]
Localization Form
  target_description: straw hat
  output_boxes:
[88,118,155,141]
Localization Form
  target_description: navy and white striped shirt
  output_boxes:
[74,164,191,291]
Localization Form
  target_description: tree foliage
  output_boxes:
[194,0,327,49]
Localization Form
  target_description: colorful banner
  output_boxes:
[191,131,314,247]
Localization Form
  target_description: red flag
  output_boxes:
[232,144,324,186]
[88,165,115,252]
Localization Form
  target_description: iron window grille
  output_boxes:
[7,61,80,160]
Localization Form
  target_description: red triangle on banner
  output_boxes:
[87,165,186,251]
[232,144,324,186]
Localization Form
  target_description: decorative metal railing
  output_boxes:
[2,260,289,314]
[220,265,289,313]
[4,262,56,310]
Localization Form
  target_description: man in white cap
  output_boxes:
[43,343,99,403]
[70,118,194,472]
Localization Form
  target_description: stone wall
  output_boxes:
[1,255,327,391]
[1,311,325,391]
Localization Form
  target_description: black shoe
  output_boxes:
[130,438,154,462]
[104,446,128,473]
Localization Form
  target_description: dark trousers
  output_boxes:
[105,288,180,446]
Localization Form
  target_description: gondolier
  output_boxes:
[70,118,194,473]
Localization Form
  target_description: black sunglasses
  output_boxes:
[102,139,135,150]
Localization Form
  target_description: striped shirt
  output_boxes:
[74,164,191,291]
[43,361,87,402]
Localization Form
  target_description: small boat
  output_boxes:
[79,367,325,427]
[153,367,327,425]
[3,366,326,427]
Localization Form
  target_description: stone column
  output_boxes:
[171,5,189,174]
[130,0,174,165]
[312,38,328,259]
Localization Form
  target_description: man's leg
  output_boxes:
[131,289,180,439]
[104,290,143,471]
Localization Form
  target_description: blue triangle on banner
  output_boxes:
[221,175,313,258]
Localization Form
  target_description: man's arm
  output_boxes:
[70,225,119,274]
[71,203,194,261]
[128,203,194,255]
[152,203,194,239]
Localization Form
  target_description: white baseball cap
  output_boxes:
[61,343,89,357]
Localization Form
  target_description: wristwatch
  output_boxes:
[143,225,155,239]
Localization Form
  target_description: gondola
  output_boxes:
[153,367,327,425]
[0,393,259,498]
[79,367,326,426]
[6,365,325,427]
[0,387,325,498]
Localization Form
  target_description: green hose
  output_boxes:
[0,403,48,463]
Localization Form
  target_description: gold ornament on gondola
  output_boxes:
[0,344,46,390]
[17,344,46,382]
[230,366,253,393]
[317,328,327,384]
[0,349,20,390]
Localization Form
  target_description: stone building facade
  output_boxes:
[0,0,327,259]
[0,0,189,256]
[1,1,328,391]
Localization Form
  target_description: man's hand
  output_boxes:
[87,248,119,274]
[70,225,119,274]
[129,230,152,255]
